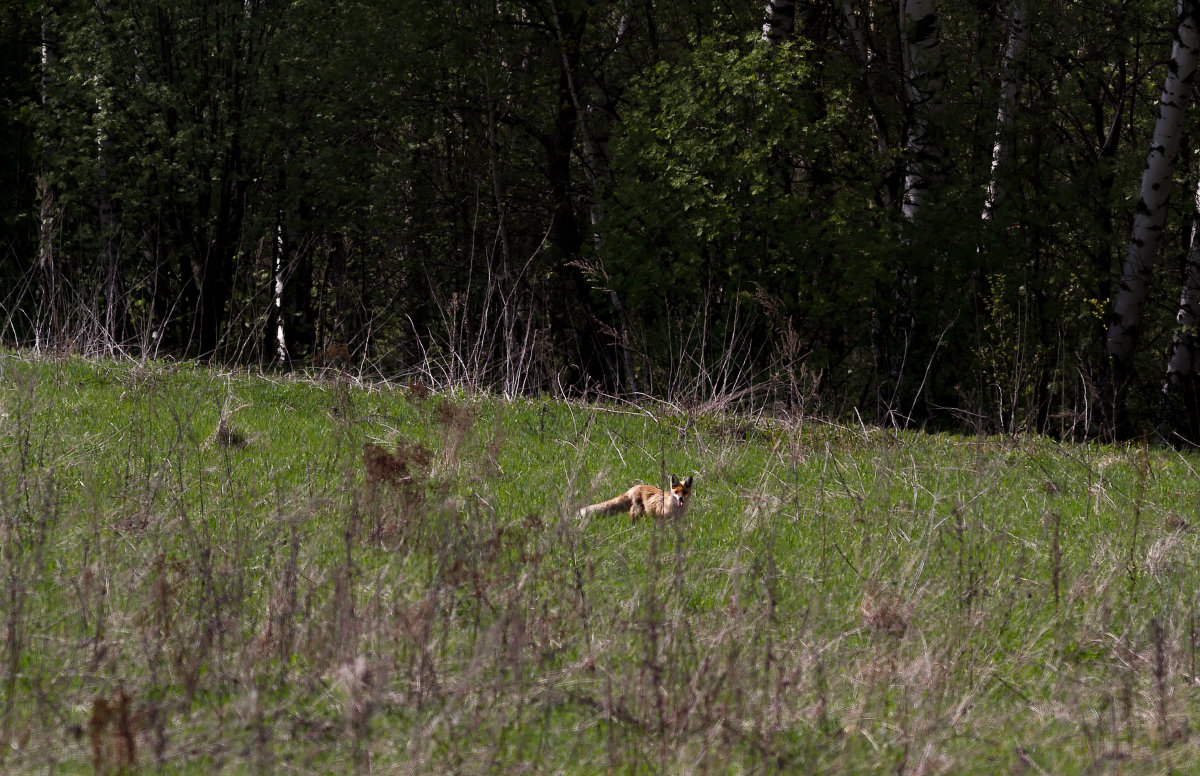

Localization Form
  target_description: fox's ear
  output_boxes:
[670,474,680,487]
[683,476,694,488]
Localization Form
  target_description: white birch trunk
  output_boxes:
[982,0,1029,220]
[762,0,796,44]
[274,221,288,362]
[875,0,944,423]
[1162,190,1200,408]
[901,0,945,222]
[840,0,867,60]
[1107,2,1200,373]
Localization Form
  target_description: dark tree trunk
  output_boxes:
[540,3,618,391]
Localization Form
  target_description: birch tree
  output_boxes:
[900,0,945,223]
[1160,180,1200,435]
[982,0,1029,221]
[1107,0,1200,389]
[762,0,796,43]
[871,0,945,424]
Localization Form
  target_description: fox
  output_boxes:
[578,474,694,520]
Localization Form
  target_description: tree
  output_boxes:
[900,0,945,223]
[1160,176,1200,438]
[1106,0,1200,424]
[982,0,1029,221]
[604,33,884,400]
[558,1,641,394]
[762,0,796,43]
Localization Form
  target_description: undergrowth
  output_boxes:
[0,353,1199,774]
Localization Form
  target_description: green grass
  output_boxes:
[2,353,1200,773]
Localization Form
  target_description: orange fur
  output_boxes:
[579,474,694,520]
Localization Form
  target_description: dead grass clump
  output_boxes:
[432,398,474,428]
[314,343,351,371]
[362,439,442,546]
[860,582,914,638]
[211,392,251,448]
[1145,534,1183,580]
[363,440,433,487]
[88,686,137,775]
[432,399,476,468]
[115,508,152,533]
[213,416,248,448]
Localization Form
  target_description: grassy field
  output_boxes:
[2,353,1200,774]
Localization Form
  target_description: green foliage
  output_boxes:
[26,0,422,357]
[605,35,888,396]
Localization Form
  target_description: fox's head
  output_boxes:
[669,474,694,510]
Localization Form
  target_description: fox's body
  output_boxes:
[578,475,694,520]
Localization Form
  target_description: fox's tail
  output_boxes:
[578,492,631,518]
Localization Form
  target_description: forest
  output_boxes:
[3,0,1200,440]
